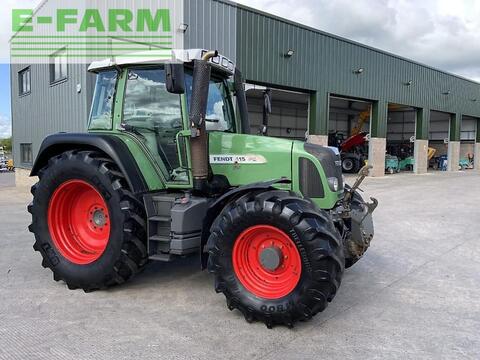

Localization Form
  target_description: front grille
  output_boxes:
[299,157,325,198]
[304,143,344,191]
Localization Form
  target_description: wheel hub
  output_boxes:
[232,225,302,299]
[259,246,283,271]
[92,209,107,227]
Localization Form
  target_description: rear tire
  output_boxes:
[206,190,344,327]
[28,150,147,291]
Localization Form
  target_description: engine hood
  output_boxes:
[208,132,343,209]
[208,132,294,187]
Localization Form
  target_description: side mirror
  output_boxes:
[260,88,272,136]
[165,63,185,94]
[264,88,272,114]
[233,69,250,134]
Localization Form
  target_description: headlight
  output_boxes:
[328,177,339,192]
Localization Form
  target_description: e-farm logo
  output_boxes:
[12,9,171,33]
[10,1,183,64]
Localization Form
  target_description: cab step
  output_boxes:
[149,235,170,243]
[149,253,173,262]
[148,215,171,223]
[143,192,209,261]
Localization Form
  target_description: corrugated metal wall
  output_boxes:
[232,2,480,117]
[10,63,89,167]
[184,0,237,60]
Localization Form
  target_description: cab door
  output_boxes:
[122,67,191,187]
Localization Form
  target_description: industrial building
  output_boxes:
[10,0,480,186]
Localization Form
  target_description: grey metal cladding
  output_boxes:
[10,63,89,167]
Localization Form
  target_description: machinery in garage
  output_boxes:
[428,111,451,169]
[329,107,370,173]
[385,104,416,173]
[385,154,400,174]
[460,116,477,170]
[27,49,377,328]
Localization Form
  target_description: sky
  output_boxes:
[0,0,38,138]
[0,64,11,139]
[234,0,480,81]
[1,0,480,138]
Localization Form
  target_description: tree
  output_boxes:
[0,138,12,152]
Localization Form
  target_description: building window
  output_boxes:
[20,143,33,165]
[19,67,31,96]
[50,48,68,84]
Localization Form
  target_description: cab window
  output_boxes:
[185,73,235,132]
[89,70,117,130]
[122,67,186,181]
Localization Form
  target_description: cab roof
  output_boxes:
[88,49,235,75]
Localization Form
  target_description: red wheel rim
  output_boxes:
[232,225,302,299]
[47,179,110,265]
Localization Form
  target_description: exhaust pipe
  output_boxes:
[189,50,218,192]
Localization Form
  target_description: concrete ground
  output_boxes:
[0,172,15,188]
[0,171,479,359]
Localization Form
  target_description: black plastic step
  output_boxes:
[149,235,170,243]
[149,215,171,222]
[149,253,173,262]
[152,195,178,202]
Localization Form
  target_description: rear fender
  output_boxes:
[30,133,148,195]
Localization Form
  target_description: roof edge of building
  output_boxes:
[224,0,480,86]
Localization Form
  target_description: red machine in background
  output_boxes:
[329,108,370,173]
[339,132,369,173]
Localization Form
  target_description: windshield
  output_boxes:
[185,72,235,132]
[89,70,117,130]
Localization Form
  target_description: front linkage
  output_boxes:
[333,165,378,267]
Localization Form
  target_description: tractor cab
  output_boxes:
[87,49,244,185]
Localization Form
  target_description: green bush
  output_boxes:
[0,138,12,152]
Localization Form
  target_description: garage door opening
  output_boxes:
[245,85,309,140]
[328,96,371,173]
[386,103,416,174]
[460,115,477,170]
[429,110,451,171]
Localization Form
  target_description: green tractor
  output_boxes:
[28,49,377,327]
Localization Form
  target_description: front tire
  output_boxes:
[28,150,147,291]
[207,190,344,327]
